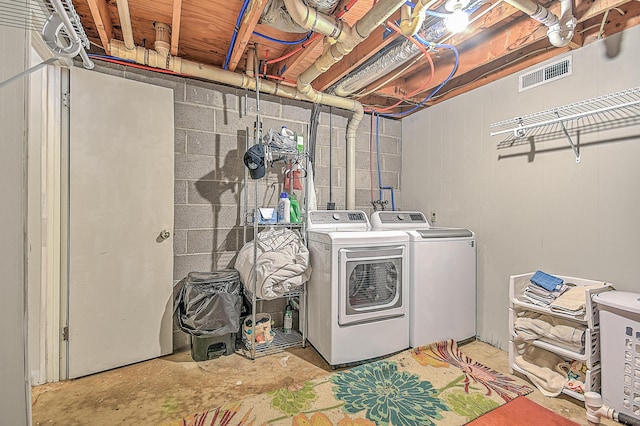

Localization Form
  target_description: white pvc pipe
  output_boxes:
[116,0,135,50]
[504,0,575,47]
[296,0,406,208]
[547,0,576,47]
[283,0,347,41]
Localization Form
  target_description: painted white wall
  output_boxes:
[0,24,32,425]
[402,26,640,350]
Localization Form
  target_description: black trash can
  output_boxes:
[174,270,242,361]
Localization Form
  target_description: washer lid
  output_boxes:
[417,228,473,238]
[594,291,640,314]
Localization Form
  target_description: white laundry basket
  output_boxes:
[593,291,640,421]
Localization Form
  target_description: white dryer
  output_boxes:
[371,211,476,347]
[306,210,409,367]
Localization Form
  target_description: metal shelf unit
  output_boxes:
[240,126,310,360]
[490,87,640,163]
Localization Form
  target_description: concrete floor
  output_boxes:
[31,340,611,425]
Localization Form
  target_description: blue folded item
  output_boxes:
[530,270,564,291]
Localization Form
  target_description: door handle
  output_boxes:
[159,230,171,240]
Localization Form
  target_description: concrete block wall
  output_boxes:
[86,60,402,351]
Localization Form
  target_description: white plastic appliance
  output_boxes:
[306,210,410,367]
[371,211,476,347]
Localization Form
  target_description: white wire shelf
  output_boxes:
[490,87,640,163]
[0,0,93,90]
[237,328,305,358]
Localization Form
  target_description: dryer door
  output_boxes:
[338,246,406,326]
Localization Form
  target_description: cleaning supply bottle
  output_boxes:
[296,135,304,153]
[283,302,293,334]
[281,126,294,140]
[277,192,290,223]
[289,194,301,223]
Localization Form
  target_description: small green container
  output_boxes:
[190,333,236,361]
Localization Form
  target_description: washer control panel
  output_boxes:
[308,210,368,225]
[370,211,428,228]
[307,210,371,230]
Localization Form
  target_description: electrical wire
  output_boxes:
[424,10,452,18]
[253,31,312,45]
[378,40,459,118]
[369,112,375,202]
[429,45,553,102]
[364,21,435,114]
[223,0,251,70]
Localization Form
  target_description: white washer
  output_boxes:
[306,210,409,367]
[371,211,476,347]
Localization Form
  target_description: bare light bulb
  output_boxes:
[445,5,468,33]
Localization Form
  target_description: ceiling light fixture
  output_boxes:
[444,0,470,33]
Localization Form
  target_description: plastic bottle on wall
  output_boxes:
[278,192,290,223]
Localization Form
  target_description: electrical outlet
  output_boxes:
[430,211,437,223]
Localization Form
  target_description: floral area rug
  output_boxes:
[169,340,532,426]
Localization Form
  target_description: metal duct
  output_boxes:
[332,0,484,97]
[260,0,340,33]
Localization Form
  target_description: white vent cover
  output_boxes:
[519,56,572,92]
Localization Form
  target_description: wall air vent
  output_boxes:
[519,56,572,92]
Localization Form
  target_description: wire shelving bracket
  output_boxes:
[490,87,640,163]
[0,0,94,90]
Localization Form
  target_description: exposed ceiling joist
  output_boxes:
[70,0,640,117]
[170,0,182,56]
[277,36,323,79]
[378,17,552,100]
[85,0,113,54]
[367,0,631,106]
[227,0,269,72]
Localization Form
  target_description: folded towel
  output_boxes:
[515,345,568,397]
[523,290,555,306]
[525,282,570,298]
[549,284,602,316]
[530,270,564,292]
[514,312,586,352]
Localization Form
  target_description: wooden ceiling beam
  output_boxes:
[574,0,635,22]
[86,0,114,54]
[364,0,628,104]
[228,0,269,72]
[277,35,324,78]
[170,0,183,56]
[580,1,640,45]
[328,1,519,99]
[375,1,568,100]
[401,0,635,100]
[417,39,567,106]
